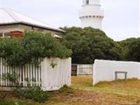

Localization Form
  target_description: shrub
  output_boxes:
[0,31,71,67]
[0,100,29,105]
[15,87,49,103]
[2,72,49,103]
[59,85,73,95]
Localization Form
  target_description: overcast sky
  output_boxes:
[0,0,139,41]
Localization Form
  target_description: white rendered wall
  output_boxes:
[41,58,71,91]
[93,59,140,85]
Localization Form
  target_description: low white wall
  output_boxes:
[41,58,71,91]
[93,59,140,85]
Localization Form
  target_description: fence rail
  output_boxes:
[0,58,42,87]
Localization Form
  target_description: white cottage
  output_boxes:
[0,8,71,91]
[0,8,63,38]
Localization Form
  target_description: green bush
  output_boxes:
[0,100,29,105]
[59,85,73,95]
[0,31,71,67]
[15,87,49,103]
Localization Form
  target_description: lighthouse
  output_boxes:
[79,0,104,29]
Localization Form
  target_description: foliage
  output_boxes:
[119,38,140,61]
[0,31,71,66]
[2,71,49,103]
[126,38,140,61]
[62,27,122,63]
[1,71,35,87]
[1,72,19,100]
[59,85,73,95]
[0,100,29,105]
[2,72,19,86]
[0,92,7,101]
[118,38,136,60]
[15,87,49,103]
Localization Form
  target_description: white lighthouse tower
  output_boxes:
[79,0,104,29]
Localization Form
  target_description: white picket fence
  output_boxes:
[0,57,71,91]
[0,58,41,87]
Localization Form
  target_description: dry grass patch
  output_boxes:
[72,76,140,96]
[1,75,140,105]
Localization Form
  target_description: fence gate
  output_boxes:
[72,64,93,76]
[71,64,77,76]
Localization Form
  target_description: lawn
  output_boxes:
[1,76,140,105]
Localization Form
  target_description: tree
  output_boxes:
[62,27,122,64]
[126,38,140,61]
[118,38,137,60]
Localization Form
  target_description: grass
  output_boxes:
[72,76,140,97]
[1,75,140,105]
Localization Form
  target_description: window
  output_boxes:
[10,31,23,38]
[86,0,89,5]
[0,33,11,38]
[4,33,11,38]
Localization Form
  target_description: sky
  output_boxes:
[0,0,139,41]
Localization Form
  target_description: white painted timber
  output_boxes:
[41,58,71,91]
[0,57,71,91]
[93,59,140,85]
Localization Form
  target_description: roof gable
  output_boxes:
[0,8,63,32]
